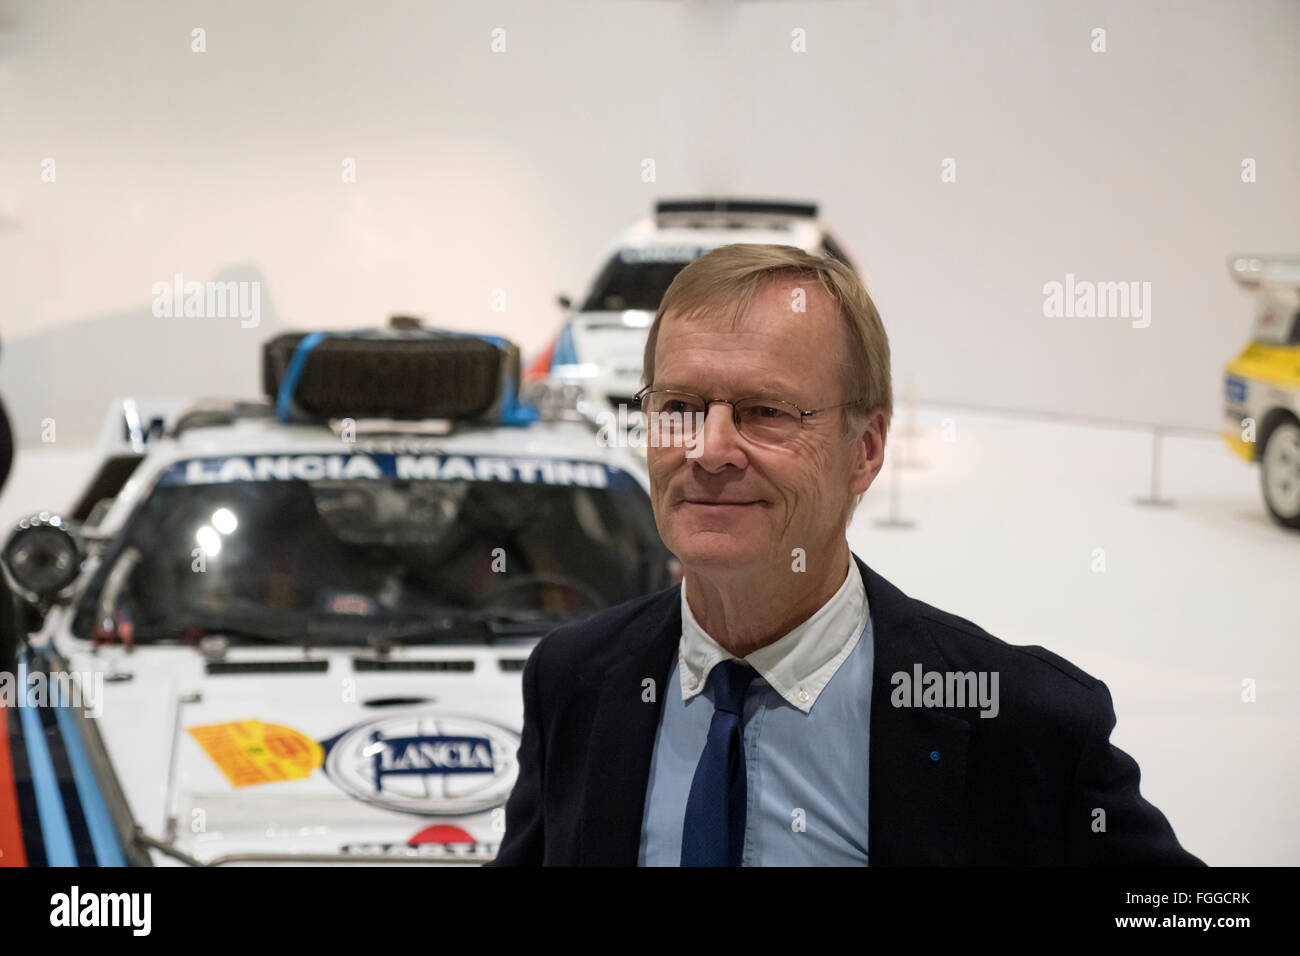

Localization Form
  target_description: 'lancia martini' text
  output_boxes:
[180,454,610,488]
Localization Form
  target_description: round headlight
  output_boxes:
[2,514,84,600]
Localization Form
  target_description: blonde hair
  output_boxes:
[642,244,892,432]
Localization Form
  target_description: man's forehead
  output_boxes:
[664,281,836,336]
[666,277,832,323]
[655,283,845,393]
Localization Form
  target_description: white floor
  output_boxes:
[2,405,1296,865]
[849,406,1299,867]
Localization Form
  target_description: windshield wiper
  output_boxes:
[135,620,313,648]
[140,608,359,649]
[193,625,312,648]
[363,617,492,648]
[142,606,585,650]
[363,607,582,646]
[468,607,586,636]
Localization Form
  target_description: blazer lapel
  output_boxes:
[578,588,682,865]
[860,558,973,865]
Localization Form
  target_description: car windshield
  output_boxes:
[71,453,672,646]
[580,249,706,312]
[1250,304,1300,345]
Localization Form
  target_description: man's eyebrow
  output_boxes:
[652,382,703,393]
[652,382,806,401]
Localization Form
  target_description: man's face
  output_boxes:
[646,279,885,576]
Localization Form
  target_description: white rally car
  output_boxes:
[1,327,672,866]
[529,198,861,419]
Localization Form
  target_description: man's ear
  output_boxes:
[849,410,887,497]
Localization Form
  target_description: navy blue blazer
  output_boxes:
[489,555,1203,866]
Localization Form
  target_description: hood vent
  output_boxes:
[362,696,433,708]
[206,659,329,675]
[352,658,474,672]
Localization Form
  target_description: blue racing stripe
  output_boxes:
[53,700,125,866]
[16,655,76,866]
[34,690,96,865]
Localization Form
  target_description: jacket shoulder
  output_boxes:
[911,598,1099,691]
[861,557,1097,695]
[528,584,680,684]
[901,597,1107,766]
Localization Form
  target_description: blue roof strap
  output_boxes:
[275,328,539,427]
[275,330,330,424]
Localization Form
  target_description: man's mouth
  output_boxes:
[681,498,760,508]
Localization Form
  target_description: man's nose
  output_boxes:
[689,401,748,470]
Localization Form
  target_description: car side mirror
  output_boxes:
[556,293,573,311]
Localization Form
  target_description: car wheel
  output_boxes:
[1261,419,1300,529]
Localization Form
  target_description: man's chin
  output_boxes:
[669,531,767,572]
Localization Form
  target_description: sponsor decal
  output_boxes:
[1225,375,1247,405]
[618,245,706,264]
[325,592,378,616]
[160,453,622,490]
[340,823,497,861]
[322,713,519,816]
[187,720,324,787]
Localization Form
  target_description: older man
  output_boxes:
[490,244,1201,866]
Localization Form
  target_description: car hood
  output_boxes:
[63,641,532,865]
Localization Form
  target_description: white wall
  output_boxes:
[2,0,1297,442]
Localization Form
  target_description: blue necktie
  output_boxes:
[681,660,754,867]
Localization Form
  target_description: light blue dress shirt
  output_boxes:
[638,559,874,866]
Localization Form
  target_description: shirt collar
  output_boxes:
[677,556,869,713]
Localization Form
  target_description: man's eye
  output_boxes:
[752,405,785,419]
[662,400,692,414]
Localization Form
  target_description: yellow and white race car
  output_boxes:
[1223,256,1300,529]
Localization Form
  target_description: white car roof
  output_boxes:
[615,217,826,254]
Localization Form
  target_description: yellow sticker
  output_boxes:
[187,720,324,788]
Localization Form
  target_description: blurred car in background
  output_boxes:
[526,198,862,425]
[1223,255,1300,530]
[0,324,674,866]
